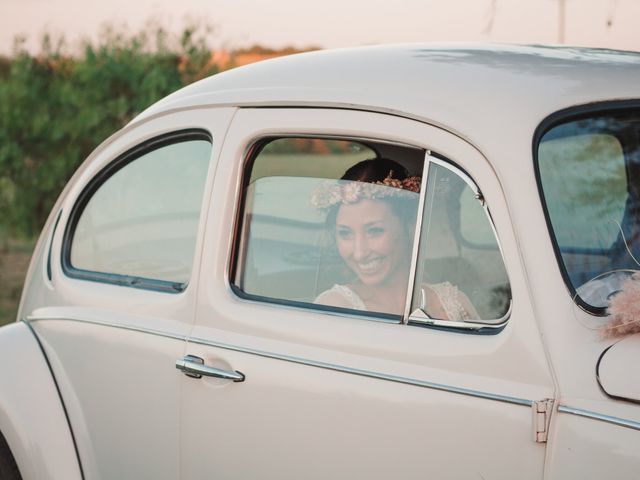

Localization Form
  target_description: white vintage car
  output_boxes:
[2,44,640,480]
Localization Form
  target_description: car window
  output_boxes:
[64,131,212,291]
[232,137,509,330]
[233,137,424,320]
[410,160,511,324]
[537,109,640,312]
[459,189,500,247]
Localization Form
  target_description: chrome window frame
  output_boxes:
[406,155,512,333]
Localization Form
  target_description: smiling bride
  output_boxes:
[313,158,478,321]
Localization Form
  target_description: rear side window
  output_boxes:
[537,108,640,312]
[63,130,212,292]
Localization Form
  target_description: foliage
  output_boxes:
[237,44,318,56]
[0,25,220,238]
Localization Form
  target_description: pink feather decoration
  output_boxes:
[603,272,640,338]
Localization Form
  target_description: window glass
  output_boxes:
[70,137,211,286]
[410,161,511,322]
[234,137,424,319]
[538,110,640,311]
[460,190,499,246]
[235,137,509,327]
[250,138,375,182]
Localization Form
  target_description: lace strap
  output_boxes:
[429,282,472,321]
[330,284,367,310]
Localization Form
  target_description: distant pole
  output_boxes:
[558,0,566,43]
[607,0,619,29]
[483,0,497,36]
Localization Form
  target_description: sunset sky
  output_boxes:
[1,0,639,54]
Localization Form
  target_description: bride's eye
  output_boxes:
[337,227,353,240]
[366,226,385,237]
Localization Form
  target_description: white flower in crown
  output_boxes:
[341,182,362,203]
[310,170,421,210]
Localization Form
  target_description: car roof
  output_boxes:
[133,43,640,152]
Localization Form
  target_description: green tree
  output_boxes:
[0,25,219,238]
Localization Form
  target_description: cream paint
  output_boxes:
[0,323,81,480]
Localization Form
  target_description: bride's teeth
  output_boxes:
[359,258,382,272]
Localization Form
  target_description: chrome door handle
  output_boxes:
[176,355,245,382]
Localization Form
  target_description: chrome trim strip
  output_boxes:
[27,314,533,407]
[408,310,509,331]
[558,405,640,431]
[403,150,432,322]
[186,336,533,407]
[408,299,512,331]
[26,315,189,342]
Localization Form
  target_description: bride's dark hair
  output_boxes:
[340,158,410,183]
[325,157,418,235]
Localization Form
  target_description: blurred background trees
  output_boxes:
[0,25,312,324]
[0,24,220,239]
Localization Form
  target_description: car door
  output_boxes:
[180,108,555,479]
[24,108,235,479]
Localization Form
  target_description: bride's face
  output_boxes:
[335,199,409,286]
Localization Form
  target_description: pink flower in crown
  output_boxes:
[341,182,362,203]
[402,176,422,193]
[380,177,403,189]
[377,170,403,189]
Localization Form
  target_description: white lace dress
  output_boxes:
[316,282,476,321]
[320,284,368,310]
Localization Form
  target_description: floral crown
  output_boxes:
[310,170,422,210]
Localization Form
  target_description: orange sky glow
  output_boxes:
[1,0,639,55]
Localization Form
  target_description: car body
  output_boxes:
[3,43,640,479]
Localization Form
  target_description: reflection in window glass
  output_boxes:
[538,111,640,310]
[540,134,625,250]
[71,138,211,285]
[235,137,425,318]
[411,162,511,322]
[250,138,375,183]
[460,189,498,246]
